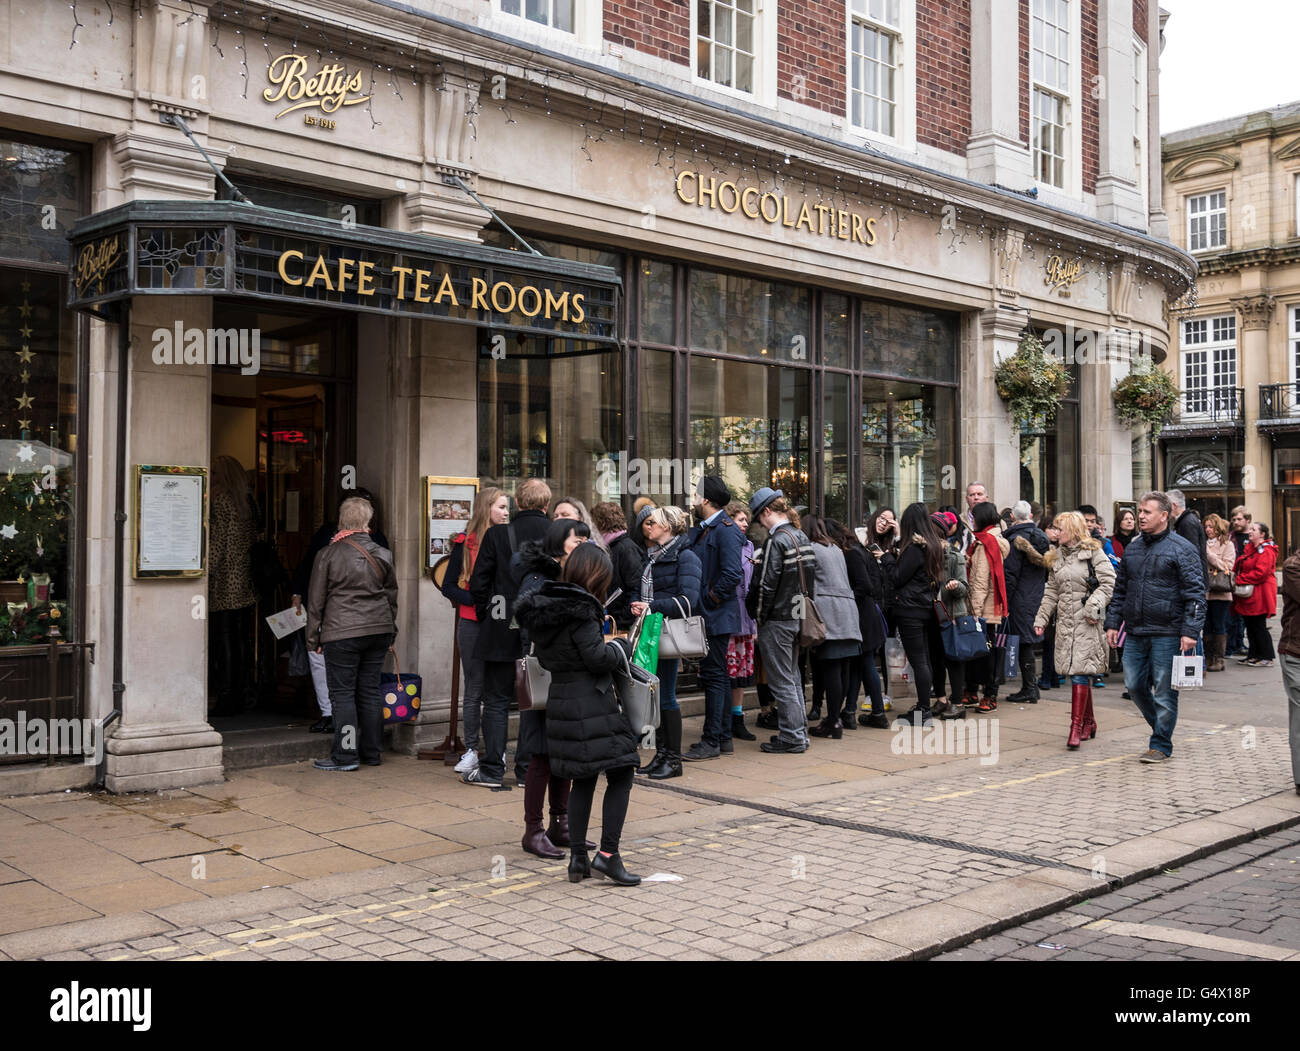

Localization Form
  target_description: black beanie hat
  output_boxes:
[699,475,730,508]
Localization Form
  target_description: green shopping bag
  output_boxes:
[632,612,663,673]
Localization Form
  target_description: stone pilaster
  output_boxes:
[402,73,491,242]
[961,308,1024,504]
[1232,294,1274,525]
[967,0,1032,188]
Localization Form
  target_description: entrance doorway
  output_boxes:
[208,305,354,730]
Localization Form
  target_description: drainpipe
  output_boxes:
[100,305,130,789]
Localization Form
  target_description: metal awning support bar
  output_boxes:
[158,113,250,204]
[444,174,540,256]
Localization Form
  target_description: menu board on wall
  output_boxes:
[423,476,479,570]
[134,465,207,578]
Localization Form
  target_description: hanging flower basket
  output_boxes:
[994,332,1070,438]
[1112,356,1179,439]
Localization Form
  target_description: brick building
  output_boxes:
[1160,101,1300,550]
[0,0,1191,793]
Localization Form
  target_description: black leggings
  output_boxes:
[567,765,635,855]
[815,655,851,721]
[895,615,934,712]
[1244,615,1275,661]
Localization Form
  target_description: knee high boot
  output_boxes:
[1206,634,1226,672]
[521,758,563,858]
[649,708,682,780]
[1067,683,1087,750]
[1080,684,1097,741]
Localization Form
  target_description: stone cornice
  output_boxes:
[214,0,1196,293]
[1193,243,1300,275]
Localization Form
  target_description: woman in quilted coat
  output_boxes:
[1033,511,1116,750]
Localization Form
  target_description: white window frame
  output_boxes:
[1186,189,1228,253]
[1029,0,1082,196]
[1294,173,1300,237]
[1291,305,1300,400]
[690,0,776,103]
[845,0,915,149]
[1181,315,1237,418]
[492,0,602,48]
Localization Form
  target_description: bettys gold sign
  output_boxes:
[675,169,878,246]
[75,234,122,297]
[1044,254,1084,297]
[263,55,372,127]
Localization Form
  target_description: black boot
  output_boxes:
[649,709,682,780]
[1005,646,1040,703]
[568,850,591,883]
[636,730,666,775]
[731,710,756,741]
[755,708,779,730]
[591,851,641,886]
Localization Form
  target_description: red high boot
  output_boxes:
[1067,683,1087,750]
[1081,684,1097,741]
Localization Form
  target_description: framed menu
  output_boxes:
[134,465,208,578]
[423,476,479,570]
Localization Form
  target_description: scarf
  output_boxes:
[640,533,681,605]
[967,527,1007,617]
[331,527,370,544]
[603,529,627,547]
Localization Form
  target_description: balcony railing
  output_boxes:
[1259,382,1300,421]
[1164,387,1244,432]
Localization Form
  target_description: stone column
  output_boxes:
[967,0,1032,187]
[1232,294,1274,525]
[962,307,1024,505]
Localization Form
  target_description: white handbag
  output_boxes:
[657,596,709,660]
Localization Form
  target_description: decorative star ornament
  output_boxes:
[16,347,33,363]
[16,419,30,431]
[15,393,32,410]
[19,281,30,293]
[19,369,29,384]
[0,524,18,541]
[17,302,31,318]
[18,325,31,340]
[16,444,34,463]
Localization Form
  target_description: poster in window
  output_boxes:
[423,476,479,569]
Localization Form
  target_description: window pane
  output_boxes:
[638,259,675,344]
[716,46,732,86]
[862,381,956,515]
[689,358,811,509]
[501,0,520,14]
[698,0,711,38]
[736,14,752,53]
[697,39,711,80]
[716,7,732,45]
[824,372,851,521]
[0,140,82,265]
[478,346,622,511]
[637,350,680,503]
[823,293,851,368]
[525,0,546,24]
[553,0,574,31]
[735,52,753,92]
[0,268,79,643]
[861,300,958,382]
[689,270,809,360]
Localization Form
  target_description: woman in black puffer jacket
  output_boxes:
[882,503,945,725]
[511,518,592,860]
[515,543,642,887]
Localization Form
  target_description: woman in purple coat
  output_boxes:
[726,501,758,741]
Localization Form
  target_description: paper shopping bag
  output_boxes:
[1171,653,1204,689]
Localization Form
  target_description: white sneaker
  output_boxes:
[453,748,478,774]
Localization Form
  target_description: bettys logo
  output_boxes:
[1043,254,1084,298]
[75,234,122,297]
[263,55,371,119]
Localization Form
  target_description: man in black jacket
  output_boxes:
[1003,501,1050,702]
[1167,489,1208,653]
[466,478,553,787]
[1226,506,1252,655]
[1105,491,1206,764]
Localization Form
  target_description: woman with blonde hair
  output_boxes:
[1202,513,1235,671]
[1033,511,1116,749]
[439,487,509,774]
[630,503,701,779]
[554,496,606,550]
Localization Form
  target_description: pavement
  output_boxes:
[0,652,1297,961]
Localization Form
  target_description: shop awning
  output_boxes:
[66,201,621,344]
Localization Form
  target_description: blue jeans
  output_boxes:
[699,633,732,746]
[656,658,680,712]
[1122,634,1182,757]
[1205,600,1230,635]
[1227,610,1246,653]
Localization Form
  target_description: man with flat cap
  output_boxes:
[746,487,816,752]
[683,474,745,760]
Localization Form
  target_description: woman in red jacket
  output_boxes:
[1232,522,1279,667]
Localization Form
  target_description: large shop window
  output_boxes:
[0,135,83,647]
[1020,354,1079,513]
[861,380,956,517]
[689,357,810,509]
[478,341,623,512]
[688,270,810,360]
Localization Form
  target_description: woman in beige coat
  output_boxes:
[965,502,1010,712]
[1202,513,1235,671]
[1033,511,1116,750]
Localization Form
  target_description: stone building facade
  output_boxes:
[0,0,1191,793]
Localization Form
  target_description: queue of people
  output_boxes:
[298,473,1292,889]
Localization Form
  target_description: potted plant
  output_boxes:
[1112,356,1180,438]
[994,332,1071,451]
